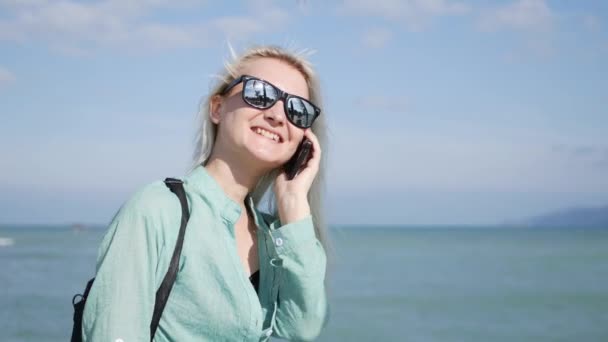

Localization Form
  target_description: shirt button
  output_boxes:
[275,238,283,246]
[269,258,283,267]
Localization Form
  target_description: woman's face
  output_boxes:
[212,57,309,170]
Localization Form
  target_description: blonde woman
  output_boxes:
[81,45,330,341]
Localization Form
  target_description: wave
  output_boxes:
[0,237,15,247]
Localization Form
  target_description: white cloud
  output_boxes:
[478,0,554,33]
[338,0,470,31]
[0,0,207,50]
[0,66,16,86]
[0,0,291,53]
[361,27,392,49]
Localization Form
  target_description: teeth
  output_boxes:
[254,127,280,142]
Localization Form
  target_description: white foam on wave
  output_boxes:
[0,237,14,247]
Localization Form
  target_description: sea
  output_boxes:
[1,224,607,341]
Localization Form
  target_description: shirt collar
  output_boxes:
[184,164,259,225]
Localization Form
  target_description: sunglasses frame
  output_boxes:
[221,75,321,129]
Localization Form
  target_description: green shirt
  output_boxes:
[81,165,329,341]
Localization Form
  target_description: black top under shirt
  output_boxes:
[249,270,260,293]
[245,204,260,294]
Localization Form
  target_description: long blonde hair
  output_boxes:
[190,45,332,262]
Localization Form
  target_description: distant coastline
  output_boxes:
[518,205,608,229]
[2,205,608,230]
[0,223,105,230]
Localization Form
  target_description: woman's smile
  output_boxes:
[251,126,283,143]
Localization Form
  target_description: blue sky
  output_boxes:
[1,0,607,225]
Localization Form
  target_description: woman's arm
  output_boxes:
[267,214,329,341]
[81,186,167,342]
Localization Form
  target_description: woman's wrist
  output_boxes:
[277,193,310,225]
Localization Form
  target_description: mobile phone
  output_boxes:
[284,137,313,180]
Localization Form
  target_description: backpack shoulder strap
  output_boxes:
[150,178,190,341]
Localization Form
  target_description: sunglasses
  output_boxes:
[221,75,321,129]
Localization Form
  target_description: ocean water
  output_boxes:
[1,225,607,341]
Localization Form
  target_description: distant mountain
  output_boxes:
[521,205,608,228]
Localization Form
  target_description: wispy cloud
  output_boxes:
[0,0,207,51]
[210,8,289,39]
[0,0,291,54]
[551,144,608,169]
[476,0,558,62]
[582,14,601,32]
[329,123,608,194]
[0,66,16,86]
[354,95,408,113]
[361,27,393,49]
[338,0,470,31]
[478,0,555,33]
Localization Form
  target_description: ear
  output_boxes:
[209,94,223,124]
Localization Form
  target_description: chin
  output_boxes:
[247,146,287,166]
[245,130,291,164]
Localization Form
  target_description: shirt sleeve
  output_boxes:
[267,215,330,341]
[81,190,166,342]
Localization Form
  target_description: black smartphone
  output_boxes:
[284,137,313,180]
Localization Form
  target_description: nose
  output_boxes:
[263,101,286,126]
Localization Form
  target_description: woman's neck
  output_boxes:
[203,157,265,206]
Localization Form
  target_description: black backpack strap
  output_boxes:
[71,278,96,342]
[150,178,191,341]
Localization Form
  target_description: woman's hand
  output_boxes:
[274,129,321,224]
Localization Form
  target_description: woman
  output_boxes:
[81,45,330,341]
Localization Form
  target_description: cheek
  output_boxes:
[285,131,305,154]
[286,142,298,155]
[220,110,249,132]
[290,128,306,145]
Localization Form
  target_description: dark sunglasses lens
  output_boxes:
[243,79,278,108]
[286,97,317,128]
